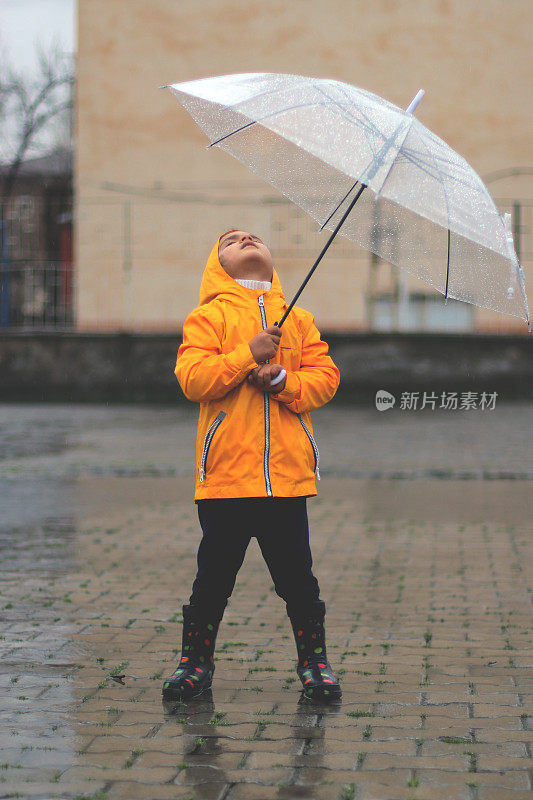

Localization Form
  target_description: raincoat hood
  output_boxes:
[199,234,287,308]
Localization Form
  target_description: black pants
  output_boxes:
[188,497,321,619]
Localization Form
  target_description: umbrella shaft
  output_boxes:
[276,183,366,328]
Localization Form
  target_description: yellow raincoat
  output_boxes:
[174,234,341,502]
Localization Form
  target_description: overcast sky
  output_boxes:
[0,0,75,74]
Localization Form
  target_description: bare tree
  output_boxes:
[0,36,74,230]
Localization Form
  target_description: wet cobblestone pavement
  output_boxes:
[0,401,532,800]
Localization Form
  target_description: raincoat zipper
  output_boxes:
[199,410,227,482]
[258,295,273,497]
[297,413,321,480]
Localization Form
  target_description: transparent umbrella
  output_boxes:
[163,72,530,332]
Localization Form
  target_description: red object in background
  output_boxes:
[59,221,73,311]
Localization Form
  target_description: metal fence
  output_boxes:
[0,262,74,329]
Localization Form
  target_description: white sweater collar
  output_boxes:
[235,277,272,291]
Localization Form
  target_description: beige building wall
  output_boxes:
[75,0,532,333]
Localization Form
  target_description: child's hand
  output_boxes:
[247,364,287,394]
[249,326,281,363]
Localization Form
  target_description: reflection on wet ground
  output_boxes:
[0,506,81,795]
[0,402,532,799]
[1,400,532,480]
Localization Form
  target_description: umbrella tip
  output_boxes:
[158,84,169,90]
[405,89,425,115]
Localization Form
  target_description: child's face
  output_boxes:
[218,230,273,282]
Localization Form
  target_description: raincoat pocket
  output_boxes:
[297,413,320,480]
[278,345,301,371]
[199,410,227,482]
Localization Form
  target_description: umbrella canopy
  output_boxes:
[164,72,530,332]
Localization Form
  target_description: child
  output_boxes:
[162,229,342,703]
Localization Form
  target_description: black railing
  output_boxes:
[0,262,74,329]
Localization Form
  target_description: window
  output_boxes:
[369,292,475,332]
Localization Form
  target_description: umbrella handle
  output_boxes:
[270,367,286,387]
[252,355,286,388]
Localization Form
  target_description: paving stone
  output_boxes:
[227,785,296,800]
[416,768,531,790]
[60,764,179,782]
[105,779,205,798]
[0,781,109,798]
[478,791,533,800]
[422,739,528,756]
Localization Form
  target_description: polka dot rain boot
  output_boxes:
[287,599,342,702]
[162,603,223,701]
